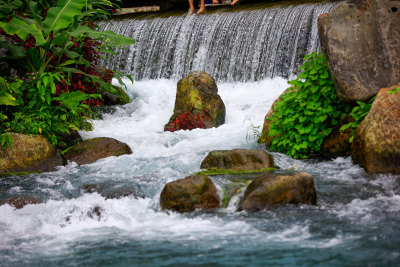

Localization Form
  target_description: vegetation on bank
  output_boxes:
[0,0,134,148]
[266,52,373,159]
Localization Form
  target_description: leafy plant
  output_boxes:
[266,52,351,158]
[1,73,97,146]
[339,97,374,143]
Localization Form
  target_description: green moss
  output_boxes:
[113,86,131,105]
[196,167,276,176]
[0,171,41,177]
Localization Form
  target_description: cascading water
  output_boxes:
[99,2,336,81]
[1,2,400,266]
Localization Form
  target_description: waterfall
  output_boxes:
[99,2,339,82]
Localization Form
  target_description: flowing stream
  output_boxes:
[1,1,400,266]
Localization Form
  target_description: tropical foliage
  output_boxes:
[266,52,352,158]
[0,0,134,148]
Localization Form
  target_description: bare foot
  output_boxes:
[212,0,219,4]
[188,8,194,15]
[197,7,205,14]
[231,0,239,5]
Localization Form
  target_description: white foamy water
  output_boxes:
[1,78,399,265]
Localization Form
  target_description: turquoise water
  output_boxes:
[1,78,399,266]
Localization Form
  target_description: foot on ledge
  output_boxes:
[188,8,194,15]
[197,7,205,14]
[231,0,239,5]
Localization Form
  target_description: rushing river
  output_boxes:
[1,78,400,266]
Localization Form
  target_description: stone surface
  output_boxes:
[318,0,400,102]
[56,130,82,150]
[164,71,225,130]
[200,149,274,171]
[160,175,220,212]
[352,84,400,173]
[0,133,65,174]
[0,196,43,209]
[258,88,293,146]
[238,172,316,211]
[63,137,132,165]
[82,183,144,199]
[102,85,130,106]
[321,116,353,157]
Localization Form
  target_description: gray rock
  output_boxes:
[318,0,400,102]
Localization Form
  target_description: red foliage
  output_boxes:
[165,111,209,132]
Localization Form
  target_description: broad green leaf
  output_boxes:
[0,18,46,45]
[0,93,17,106]
[69,25,135,45]
[43,0,86,35]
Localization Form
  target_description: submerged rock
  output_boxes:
[63,137,132,165]
[0,196,43,209]
[200,149,274,171]
[82,183,144,199]
[0,133,65,174]
[164,71,226,131]
[160,175,220,213]
[238,172,316,211]
[318,0,400,102]
[352,84,400,173]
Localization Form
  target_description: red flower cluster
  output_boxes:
[165,111,209,132]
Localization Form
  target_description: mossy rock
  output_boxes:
[0,133,65,174]
[160,175,220,212]
[238,172,317,211]
[164,71,226,130]
[63,137,132,165]
[200,149,275,171]
[102,85,131,106]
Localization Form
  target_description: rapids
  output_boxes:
[1,78,399,266]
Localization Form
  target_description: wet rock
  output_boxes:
[258,88,294,146]
[0,196,43,209]
[164,71,225,130]
[238,172,316,211]
[82,183,144,199]
[0,133,65,174]
[200,149,274,171]
[87,205,104,220]
[321,116,353,157]
[56,130,82,150]
[63,137,132,165]
[352,84,400,173]
[102,85,130,106]
[318,0,400,102]
[160,175,220,212]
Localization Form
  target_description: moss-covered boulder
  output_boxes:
[352,84,400,173]
[164,71,225,130]
[0,196,43,209]
[200,149,274,171]
[0,133,65,174]
[63,137,132,165]
[160,175,220,212]
[102,85,130,106]
[238,172,316,211]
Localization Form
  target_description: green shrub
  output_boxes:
[339,98,374,143]
[267,52,352,158]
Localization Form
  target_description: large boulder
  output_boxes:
[160,175,220,212]
[0,133,65,174]
[352,84,400,173]
[164,71,225,130]
[0,196,43,209]
[63,137,132,165]
[318,0,400,102]
[238,172,316,211]
[200,149,274,171]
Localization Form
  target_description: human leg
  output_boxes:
[197,0,205,14]
[188,0,195,14]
